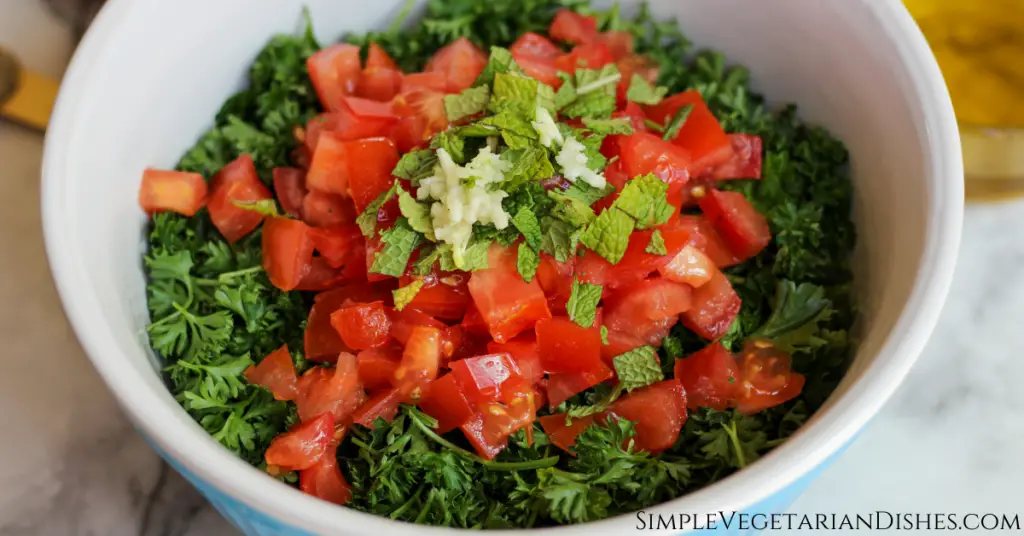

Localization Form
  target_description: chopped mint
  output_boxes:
[612,174,674,229]
[580,208,635,264]
[663,104,694,142]
[516,242,541,282]
[646,229,668,255]
[566,279,603,328]
[445,85,491,122]
[357,181,401,237]
[626,74,668,105]
[393,280,425,311]
[511,207,543,250]
[370,218,423,277]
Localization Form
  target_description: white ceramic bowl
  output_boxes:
[41,0,962,534]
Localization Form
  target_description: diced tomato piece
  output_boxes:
[461,302,490,334]
[549,10,599,44]
[535,317,603,374]
[575,250,613,288]
[607,379,687,452]
[304,106,395,155]
[307,44,362,112]
[366,43,399,70]
[535,254,575,311]
[599,31,634,61]
[295,355,366,423]
[305,132,350,197]
[460,413,507,460]
[560,42,614,70]
[659,244,716,287]
[645,90,733,173]
[388,308,446,344]
[450,353,523,404]
[356,67,404,103]
[425,37,488,93]
[294,258,346,292]
[401,71,448,93]
[307,135,399,213]
[512,53,563,88]
[613,101,649,133]
[539,414,596,453]
[419,373,475,434]
[302,190,357,228]
[208,155,273,243]
[393,325,441,400]
[305,284,392,361]
[475,378,538,448]
[698,189,771,261]
[616,55,659,103]
[265,412,334,471]
[671,215,741,268]
[605,228,691,289]
[468,246,552,343]
[273,167,307,219]
[487,335,544,385]
[262,217,314,291]
[510,32,562,59]
[600,329,647,365]
[708,134,763,180]
[331,301,391,350]
[604,277,692,333]
[674,342,739,411]
[350,387,403,428]
[299,444,352,506]
[309,225,363,269]
[138,169,207,216]
[356,345,402,390]
[618,132,692,186]
[546,361,614,408]
[244,345,299,401]
[734,341,805,414]
[405,273,471,320]
[679,270,741,340]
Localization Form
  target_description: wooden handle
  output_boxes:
[0,48,59,131]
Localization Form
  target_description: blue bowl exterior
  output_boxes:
[147,434,853,536]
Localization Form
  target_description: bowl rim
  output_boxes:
[41,0,963,534]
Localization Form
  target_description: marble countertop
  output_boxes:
[2,3,1022,535]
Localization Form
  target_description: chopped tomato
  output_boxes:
[599,329,646,365]
[468,246,552,343]
[546,360,614,407]
[350,387,403,428]
[709,134,763,180]
[615,55,659,103]
[539,414,596,453]
[460,413,507,460]
[513,54,563,88]
[309,225,363,268]
[305,284,392,361]
[607,379,687,452]
[673,342,739,411]
[671,215,741,268]
[618,132,692,186]
[356,45,403,101]
[295,354,367,423]
[262,217,315,291]
[599,31,634,61]
[645,90,733,173]
[299,444,352,506]
[138,169,207,216]
[475,379,538,449]
[613,101,649,133]
[419,373,474,433]
[393,325,442,400]
[356,345,402,390]
[401,71,448,93]
[549,10,599,45]
[510,32,562,59]
[659,244,716,287]
[557,42,614,70]
[486,335,544,385]
[425,37,488,93]
[604,277,692,336]
[605,228,691,289]
[307,43,362,112]
[244,344,299,401]
[304,106,395,153]
[303,190,358,228]
[575,250,614,287]
[307,135,399,213]
[305,132,351,197]
[388,308,446,345]
[734,341,805,414]
[208,154,273,243]
[698,189,771,261]
[535,254,575,311]
[265,412,334,471]
[679,270,741,341]
[405,273,471,320]
[535,317,603,374]
[330,301,392,350]
[391,89,448,146]
[450,353,523,404]
[295,258,346,292]
[273,167,307,219]
[461,302,490,334]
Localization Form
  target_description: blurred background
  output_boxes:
[0,0,1022,534]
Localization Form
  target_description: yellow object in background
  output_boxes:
[2,68,59,130]
[905,0,1024,201]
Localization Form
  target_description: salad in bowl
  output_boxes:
[136,0,856,528]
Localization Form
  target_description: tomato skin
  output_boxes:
[618,132,692,186]
[607,379,687,452]
[208,155,273,243]
[674,342,739,411]
[698,189,771,262]
[401,72,448,93]
[539,414,597,453]
[262,217,315,292]
[615,55,659,103]
[350,388,403,428]
[605,229,691,289]
[419,373,475,433]
[646,91,734,173]
[709,134,763,180]
[405,273,471,320]
[510,32,562,58]
[294,258,346,292]
[546,360,614,408]
[309,225,363,269]
[394,325,442,400]
[356,345,402,390]
[344,138,400,213]
[307,43,362,112]
[299,444,352,506]
[535,317,603,374]
[391,89,448,148]
[138,169,207,216]
[460,413,507,460]
[604,277,693,334]
[356,67,403,102]
[599,31,634,61]
[564,42,614,69]
[330,301,392,350]
[549,10,599,44]
[388,308,446,345]
[734,342,805,414]
[679,270,741,341]
[305,284,393,362]
[486,335,544,385]
[425,37,488,93]
[658,244,716,288]
[535,254,575,311]
[670,215,741,268]
[513,54,562,88]
[305,132,351,197]
[302,190,357,228]
[244,344,299,401]
[450,353,523,404]
[273,167,307,219]
[468,246,552,343]
[295,354,367,423]
[265,412,334,471]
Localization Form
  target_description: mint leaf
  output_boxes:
[626,74,668,105]
[459,239,492,271]
[398,189,435,240]
[474,46,521,87]
[501,146,555,189]
[663,104,694,142]
[393,150,438,184]
[645,229,667,255]
[511,207,543,250]
[580,208,635,264]
[492,72,538,103]
[600,325,609,346]
[612,346,663,391]
[582,117,635,135]
[537,82,557,115]
[548,190,597,226]
[566,280,602,328]
[393,279,425,311]
[357,181,400,237]
[445,85,491,122]
[370,218,422,277]
[612,174,674,229]
[231,199,282,217]
[433,131,466,163]
[540,216,582,263]
[412,244,445,276]
[480,105,539,150]
[561,181,615,206]
[559,65,620,120]
[517,242,540,282]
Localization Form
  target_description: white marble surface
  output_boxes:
[2,2,1022,535]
